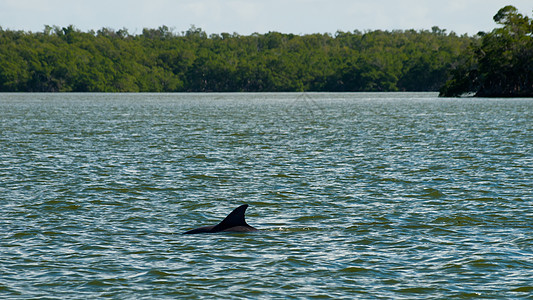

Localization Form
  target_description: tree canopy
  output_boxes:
[440,6,533,97]
[0,24,472,92]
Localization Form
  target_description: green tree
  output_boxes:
[440,6,533,97]
[0,24,472,93]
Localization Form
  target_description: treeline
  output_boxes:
[440,6,533,97]
[0,24,472,92]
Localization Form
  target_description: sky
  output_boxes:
[1,0,532,36]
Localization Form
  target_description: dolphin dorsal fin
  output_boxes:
[211,204,249,232]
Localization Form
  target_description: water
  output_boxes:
[1,93,532,299]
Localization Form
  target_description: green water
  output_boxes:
[1,93,532,299]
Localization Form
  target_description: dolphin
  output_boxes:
[183,204,258,234]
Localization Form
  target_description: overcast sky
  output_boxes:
[1,0,531,36]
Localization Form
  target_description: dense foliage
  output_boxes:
[440,6,533,97]
[0,25,472,92]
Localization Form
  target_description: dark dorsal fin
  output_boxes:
[210,204,250,232]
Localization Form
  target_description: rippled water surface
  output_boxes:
[1,93,532,299]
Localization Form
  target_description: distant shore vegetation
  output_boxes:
[0,6,530,96]
[0,24,472,93]
[440,5,533,97]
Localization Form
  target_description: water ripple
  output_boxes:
[0,93,532,299]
